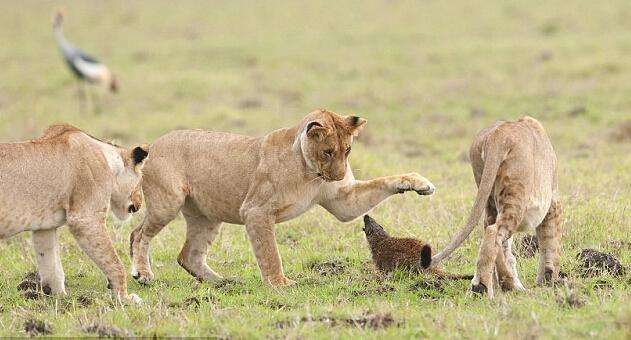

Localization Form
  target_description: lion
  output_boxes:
[130,109,435,286]
[430,116,562,298]
[0,124,148,303]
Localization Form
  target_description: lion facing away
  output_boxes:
[431,116,562,298]
[130,109,436,286]
[0,124,148,303]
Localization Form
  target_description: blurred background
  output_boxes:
[0,1,629,337]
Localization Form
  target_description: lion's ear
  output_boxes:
[131,145,149,166]
[306,121,326,139]
[346,115,367,137]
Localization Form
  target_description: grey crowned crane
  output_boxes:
[53,11,117,113]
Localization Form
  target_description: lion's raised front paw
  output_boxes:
[395,173,436,196]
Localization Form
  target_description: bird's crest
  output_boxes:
[52,9,66,28]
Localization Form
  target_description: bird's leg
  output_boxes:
[77,81,87,114]
[89,86,102,115]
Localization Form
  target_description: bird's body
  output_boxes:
[53,11,117,95]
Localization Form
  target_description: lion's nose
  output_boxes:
[128,204,139,213]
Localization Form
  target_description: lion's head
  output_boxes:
[109,145,148,221]
[299,109,366,182]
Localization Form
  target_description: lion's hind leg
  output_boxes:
[32,229,65,295]
[472,196,523,298]
[178,212,223,282]
[536,198,562,285]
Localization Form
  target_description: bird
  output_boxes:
[52,10,117,113]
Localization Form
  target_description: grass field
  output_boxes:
[1,0,630,338]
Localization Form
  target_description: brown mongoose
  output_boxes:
[362,215,472,280]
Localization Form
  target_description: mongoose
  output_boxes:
[363,215,472,280]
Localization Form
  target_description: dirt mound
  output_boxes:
[577,249,625,277]
[307,259,347,276]
[17,271,43,299]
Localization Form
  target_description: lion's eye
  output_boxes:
[323,149,333,157]
[345,146,351,155]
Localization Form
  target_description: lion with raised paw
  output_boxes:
[130,109,435,286]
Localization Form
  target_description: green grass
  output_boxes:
[1,0,630,338]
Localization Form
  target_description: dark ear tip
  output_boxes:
[132,146,149,165]
[420,244,432,268]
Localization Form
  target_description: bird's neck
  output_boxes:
[53,27,72,51]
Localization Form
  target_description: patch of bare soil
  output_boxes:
[469,107,487,118]
[352,284,396,296]
[556,289,585,308]
[275,312,398,330]
[517,235,539,258]
[566,106,587,117]
[409,279,446,299]
[77,295,93,307]
[212,278,250,294]
[610,120,631,142]
[307,259,348,276]
[260,300,293,310]
[169,295,217,309]
[577,249,626,277]
[83,323,132,338]
[24,319,52,336]
[238,98,262,109]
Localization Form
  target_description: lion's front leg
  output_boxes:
[243,209,295,287]
[320,173,435,222]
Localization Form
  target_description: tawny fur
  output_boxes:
[431,116,562,298]
[363,215,472,280]
[130,109,436,286]
[0,124,148,303]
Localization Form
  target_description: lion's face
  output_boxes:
[300,110,366,182]
[110,146,148,221]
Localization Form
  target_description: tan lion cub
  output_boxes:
[0,124,148,303]
[130,109,435,286]
[431,116,562,298]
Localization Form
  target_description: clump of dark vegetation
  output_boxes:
[83,323,132,338]
[577,249,626,277]
[17,271,43,300]
[610,120,631,142]
[307,259,348,276]
[24,319,52,336]
[275,312,398,330]
[517,235,539,258]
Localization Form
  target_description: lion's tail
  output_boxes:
[430,136,506,267]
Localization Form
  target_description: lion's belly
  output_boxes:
[0,208,66,239]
